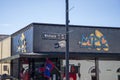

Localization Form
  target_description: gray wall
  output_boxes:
[33,24,120,54]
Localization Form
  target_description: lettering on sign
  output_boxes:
[41,33,66,40]
[78,30,109,51]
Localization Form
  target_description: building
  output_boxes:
[0,35,11,75]
[0,23,120,80]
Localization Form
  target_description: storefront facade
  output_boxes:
[0,23,120,80]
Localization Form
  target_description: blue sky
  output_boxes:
[0,0,120,34]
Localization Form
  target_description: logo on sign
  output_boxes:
[17,33,27,53]
[78,30,109,51]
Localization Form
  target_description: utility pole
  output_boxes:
[65,0,69,80]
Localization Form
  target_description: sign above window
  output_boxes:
[41,33,66,40]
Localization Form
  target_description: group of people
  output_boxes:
[20,68,77,80]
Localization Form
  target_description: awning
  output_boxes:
[0,52,120,63]
[0,53,48,63]
[0,55,20,63]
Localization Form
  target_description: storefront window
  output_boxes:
[3,65,8,71]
